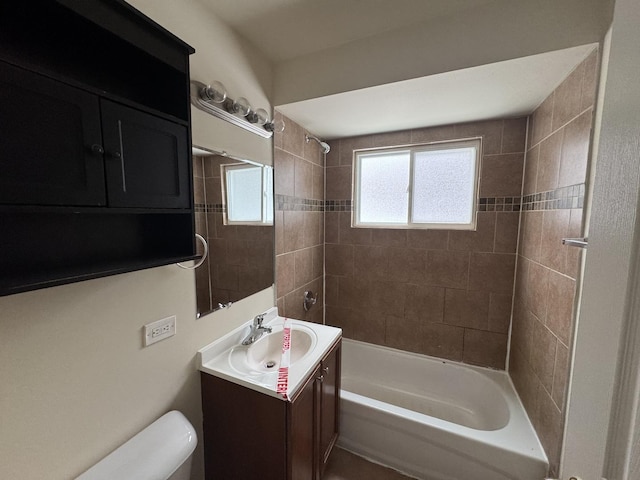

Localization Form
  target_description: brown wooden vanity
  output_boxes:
[200,337,341,480]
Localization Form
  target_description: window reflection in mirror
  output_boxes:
[222,163,274,225]
[192,148,274,317]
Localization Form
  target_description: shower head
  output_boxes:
[305,134,331,154]
[319,141,331,154]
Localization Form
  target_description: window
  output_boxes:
[353,138,481,230]
[222,163,274,225]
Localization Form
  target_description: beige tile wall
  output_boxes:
[324,117,528,369]
[193,155,274,316]
[274,112,325,324]
[509,48,599,476]
[272,49,598,476]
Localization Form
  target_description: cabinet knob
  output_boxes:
[108,151,122,159]
[316,374,324,382]
[91,144,104,155]
[323,366,329,374]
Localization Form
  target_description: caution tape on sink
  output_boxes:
[276,317,291,399]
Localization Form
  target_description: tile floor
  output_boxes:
[323,447,414,480]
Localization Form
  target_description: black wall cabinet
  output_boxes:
[101,100,190,209]
[0,0,196,296]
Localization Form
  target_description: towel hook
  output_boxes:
[177,234,208,269]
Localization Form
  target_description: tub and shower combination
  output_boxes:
[338,339,548,480]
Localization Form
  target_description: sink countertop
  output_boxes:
[197,307,342,401]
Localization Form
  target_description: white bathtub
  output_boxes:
[338,339,548,480]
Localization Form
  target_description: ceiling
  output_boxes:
[198,0,499,63]
[198,0,599,140]
[278,44,597,139]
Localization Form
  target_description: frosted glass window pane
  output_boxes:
[227,166,262,222]
[412,147,475,224]
[358,152,409,224]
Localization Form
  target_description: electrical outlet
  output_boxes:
[144,315,176,346]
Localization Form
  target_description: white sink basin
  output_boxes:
[198,307,341,400]
[229,324,317,374]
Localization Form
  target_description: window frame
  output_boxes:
[352,137,482,230]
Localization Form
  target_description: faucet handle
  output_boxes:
[253,314,265,326]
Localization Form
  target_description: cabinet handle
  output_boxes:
[115,120,126,192]
[317,374,324,382]
[91,144,104,155]
[323,366,329,374]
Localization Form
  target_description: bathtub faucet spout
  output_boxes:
[241,314,272,345]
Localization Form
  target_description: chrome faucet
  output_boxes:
[241,314,272,345]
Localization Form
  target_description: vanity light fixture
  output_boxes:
[190,80,284,138]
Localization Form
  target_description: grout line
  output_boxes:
[530,105,593,150]
[492,210,498,253]
[518,253,579,282]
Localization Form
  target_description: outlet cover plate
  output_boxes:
[144,315,176,346]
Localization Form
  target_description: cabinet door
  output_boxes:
[289,364,321,480]
[101,100,190,209]
[200,373,288,480]
[0,61,106,206]
[320,342,341,474]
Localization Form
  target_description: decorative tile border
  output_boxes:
[195,203,225,213]
[267,185,584,215]
[521,183,585,211]
[276,194,324,211]
[478,197,521,212]
[324,199,353,212]
[322,198,521,213]
[276,196,523,213]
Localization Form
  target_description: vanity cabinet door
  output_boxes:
[289,364,321,480]
[289,339,342,480]
[319,341,341,475]
[0,61,106,206]
[101,99,191,209]
[200,372,288,480]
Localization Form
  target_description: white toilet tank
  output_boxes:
[76,411,197,480]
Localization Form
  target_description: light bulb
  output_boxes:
[201,80,227,103]
[232,97,252,116]
[254,108,270,125]
[265,119,285,133]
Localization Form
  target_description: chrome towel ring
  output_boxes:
[177,234,208,269]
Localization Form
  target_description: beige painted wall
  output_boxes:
[273,0,614,105]
[0,269,274,479]
[0,1,275,479]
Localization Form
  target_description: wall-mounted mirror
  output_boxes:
[192,146,274,317]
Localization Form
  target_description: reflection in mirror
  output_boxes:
[192,147,274,317]
[222,163,274,225]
